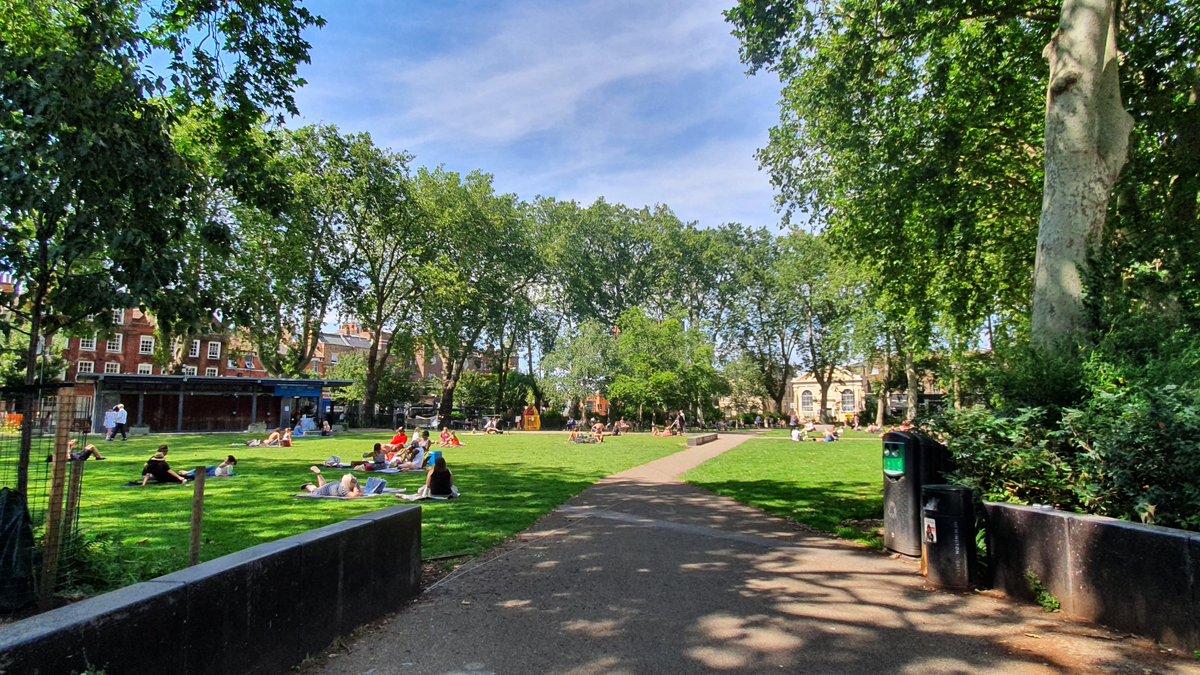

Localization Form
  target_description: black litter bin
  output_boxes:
[882,431,948,556]
[921,484,975,590]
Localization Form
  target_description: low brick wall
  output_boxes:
[0,505,422,675]
[685,433,719,447]
[986,502,1199,650]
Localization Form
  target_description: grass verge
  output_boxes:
[684,431,884,548]
[40,430,688,596]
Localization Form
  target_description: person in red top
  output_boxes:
[390,426,408,447]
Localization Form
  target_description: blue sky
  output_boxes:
[290,0,785,231]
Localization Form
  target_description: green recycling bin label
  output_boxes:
[883,441,905,477]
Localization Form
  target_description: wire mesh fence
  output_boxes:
[0,386,96,610]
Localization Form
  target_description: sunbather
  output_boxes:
[184,455,238,480]
[302,466,363,498]
[68,439,106,461]
[352,443,388,471]
[245,428,283,447]
[399,455,458,501]
[393,431,429,470]
[439,426,452,447]
[141,446,187,485]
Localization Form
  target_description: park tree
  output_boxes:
[541,320,616,421]
[719,227,802,413]
[327,351,420,422]
[725,0,1051,397]
[778,232,869,422]
[609,308,726,425]
[336,136,426,417]
[0,0,319,494]
[543,198,673,327]
[1031,0,1133,350]
[226,125,359,377]
[411,168,533,422]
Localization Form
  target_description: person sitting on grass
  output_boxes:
[183,455,238,480]
[567,428,581,443]
[321,419,333,436]
[399,455,458,501]
[591,419,605,443]
[302,466,363,498]
[448,430,463,447]
[352,443,388,471]
[68,439,106,461]
[483,417,502,434]
[141,446,187,485]
[280,427,293,447]
[393,431,429,471]
[439,426,452,447]
[389,426,408,447]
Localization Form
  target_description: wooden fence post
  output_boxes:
[39,400,73,607]
[190,468,205,566]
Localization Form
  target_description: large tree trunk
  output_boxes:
[904,350,919,422]
[1031,0,1133,350]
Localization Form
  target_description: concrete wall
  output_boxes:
[986,502,1199,650]
[0,505,421,674]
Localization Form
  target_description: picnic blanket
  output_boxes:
[322,464,417,474]
[293,487,404,500]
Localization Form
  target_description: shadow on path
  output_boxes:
[309,434,1196,674]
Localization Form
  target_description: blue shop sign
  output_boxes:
[275,384,323,398]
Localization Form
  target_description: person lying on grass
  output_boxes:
[398,455,458,501]
[141,446,187,485]
[245,428,283,447]
[183,455,237,480]
[68,439,106,461]
[352,443,388,471]
[303,466,363,498]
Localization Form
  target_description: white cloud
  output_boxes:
[381,0,737,145]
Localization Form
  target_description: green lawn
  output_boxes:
[53,430,689,593]
[684,430,885,547]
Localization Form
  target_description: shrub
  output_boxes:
[931,406,1078,509]
[1062,385,1200,529]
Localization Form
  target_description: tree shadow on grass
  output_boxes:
[687,477,883,541]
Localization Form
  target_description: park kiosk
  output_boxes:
[882,430,949,556]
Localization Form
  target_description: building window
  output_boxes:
[137,363,153,374]
[77,361,94,374]
[207,341,221,359]
[245,356,255,369]
[205,367,218,377]
[103,362,120,374]
[106,334,122,352]
[228,358,238,369]
[331,354,339,365]
[182,365,197,376]
[112,309,124,325]
[139,336,154,355]
[189,340,200,358]
[79,337,96,352]
[801,390,814,413]
[841,389,855,413]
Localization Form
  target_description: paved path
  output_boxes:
[311,434,1195,674]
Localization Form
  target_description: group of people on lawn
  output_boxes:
[304,425,457,500]
[128,425,456,500]
[134,445,237,485]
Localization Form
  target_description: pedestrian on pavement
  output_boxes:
[103,405,118,441]
[114,403,129,441]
